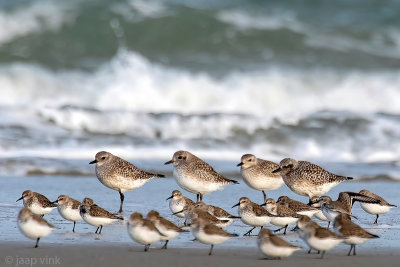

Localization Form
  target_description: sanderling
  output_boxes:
[232,197,274,236]
[52,195,82,232]
[277,196,319,218]
[237,154,283,201]
[165,151,238,202]
[79,197,123,234]
[18,208,56,248]
[264,198,300,235]
[272,158,352,201]
[128,212,163,252]
[146,210,186,249]
[90,151,165,212]
[16,190,56,216]
[333,213,379,256]
[359,189,397,224]
[257,228,301,259]
[189,218,238,255]
[166,190,194,219]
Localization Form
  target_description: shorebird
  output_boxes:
[194,201,240,226]
[79,198,123,234]
[296,215,323,254]
[232,197,274,236]
[257,228,301,259]
[16,190,57,216]
[166,190,194,219]
[165,151,238,202]
[128,212,163,252]
[333,213,379,256]
[18,208,56,248]
[52,195,82,232]
[146,210,186,249]
[359,189,397,224]
[297,215,344,259]
[175,203,230,228]
[309,196,330,225]
[189,218,238,255]
[90,151,165,212]
[317,192,380,223]
[237,154,283,201]
[263,198,301,235]
[272,158,353,201]
[277,196,319,218]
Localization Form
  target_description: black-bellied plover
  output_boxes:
[189,218,238,256]
[272,158,353,201]
[90,151,165,212]
[333,213,379,256]
[18,208,56,248]
[359,189,397,224]
[53,195,82,232]
[17,190,57,216]
[167,190,195,219]
[79,197,123,234]
[165,151,238,202]
[127,212,163,252]
[296,215,344,259]
[257,228,301,259]
[277,196,319,218]
[194,201,240,226]
[237,154,283,201]
[317,192,380,223]
[232,197,274,236]
[146,210,186,249]
[263,198,301,235]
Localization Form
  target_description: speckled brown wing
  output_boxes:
[35,193,57,208]
[338,220,379,239]
[203,223,237,237]
[210,205,232,218]
[114,157,164,180]
[190,159,238,184]
[287,200,317,212]
[89,205,123,220]
[252,203,268,217]
[257,159,280,177]
[71,199,81,209]
[184,197,195,206]
[315,227,342,239]
[297,161,349,184]
[268,234,299,248]
[277,204,301,217]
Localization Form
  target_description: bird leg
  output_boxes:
[262,191,266,202]
[35,238,40,248]
[320,251,325,259]
[119,191,124,213]
[208,244,214,256]
[144,244,149,252]
[161,240,169,249]
[72,221,76,232]
[374,214,379,224]
[200,193,203,201]
[95,227,99,234]
[273,225,288,234]
[98,225,103,234]
[243,227,256,236]
[327,221,330,228]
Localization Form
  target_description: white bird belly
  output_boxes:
[82,214,117,227]
[28,203,56,216]
[128,224,161,245]
[258,241,299,257]
[360,203,391,215]
[193,230,230,245]
[58,206,82,222]
[18,220,53,239]
[240,212,270,227]
[174,169,226,195]
[307,236,342,251]
[270,217,299,227]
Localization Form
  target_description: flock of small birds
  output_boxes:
[16,150,397,259]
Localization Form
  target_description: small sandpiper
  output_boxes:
[146,210,186,249]
[277,196,319,218]
[176,203,230,228]
[257,228,301,259]
[128,212,163,252]
[296,215,323,254]
[165,150,238,202]
[52,195,82,232]
[309,196,330,225]
[189,218,238,256]
[237,154,284,201]
[90,151,165,212]
[17,190,57,216]
[333,213,379,256]
[297,215,344,259]
[167,190,195,219]
[272,158,353,201]
[317,192,380,223]
[79,197,123,234]
[232,197,274,236]
[194,201,240,226]
[18,208,56,248]
[264,198,300,235]
[359,189,397,224]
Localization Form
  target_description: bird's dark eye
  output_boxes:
[177,156,183,159]
[101,156,106,160]
[248,159,252,161]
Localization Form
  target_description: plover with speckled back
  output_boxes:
[167,190,195,219]
[232,197,274,236]
[53,195,82,232]
[79,197,123,234]
[146,210,186,249]
[272,158,353,201]
[257,228,301,259]
[18,208,56,248]
[165,151,238,202]
[90,151,165,212]
[238,154,284,201]
[263,198,300,235]
[17,190,57,216]
[333,213,379,256]
[359,189,397,224]
[128,212,163,252]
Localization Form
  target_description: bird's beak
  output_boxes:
[16,197,23,202]
[164,159,174,165]
[166,195,173,201]
[260,203,266,207]
[89,159,97,164]
[51,200,58,204]
[231,203,240,208]
[272,167,281,173]
[236,162,243,167]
